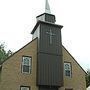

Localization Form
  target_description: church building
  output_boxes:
[0,0,86,90]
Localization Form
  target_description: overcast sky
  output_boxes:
[0,0,90,71]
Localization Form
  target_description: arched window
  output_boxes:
[64,62,72,77]
[22,56,32,74]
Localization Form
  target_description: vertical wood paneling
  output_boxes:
[37,53,63,86]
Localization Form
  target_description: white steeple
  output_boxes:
[36,0,56,23]
[45,0,51,14]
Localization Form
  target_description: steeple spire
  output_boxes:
[36,0,56,23]
[45,0,51,14]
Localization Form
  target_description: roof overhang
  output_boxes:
[31,20,63,34]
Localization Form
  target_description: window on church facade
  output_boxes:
[64,62,72,77]
[22,56,32,74]
[20,86,30,90]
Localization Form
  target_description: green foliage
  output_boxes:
[0,43,13,64]
[86,69,90,87]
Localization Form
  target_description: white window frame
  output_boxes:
[20,86,30,90]
[64,62,72,77]
[22,56,32,74]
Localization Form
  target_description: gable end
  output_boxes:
[62,45,87,75]
[0,38,38,65]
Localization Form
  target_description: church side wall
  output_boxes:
[0,39,38,90]
[59,47,86,90]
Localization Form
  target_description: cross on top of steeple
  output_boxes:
[45,0,51,14]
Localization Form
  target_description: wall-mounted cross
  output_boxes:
[46,29,56,44]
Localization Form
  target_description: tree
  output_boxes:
[86,69,90,87]
[0,43,13,64]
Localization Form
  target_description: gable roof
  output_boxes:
[62,45,87,75]
[0,37,87,75]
